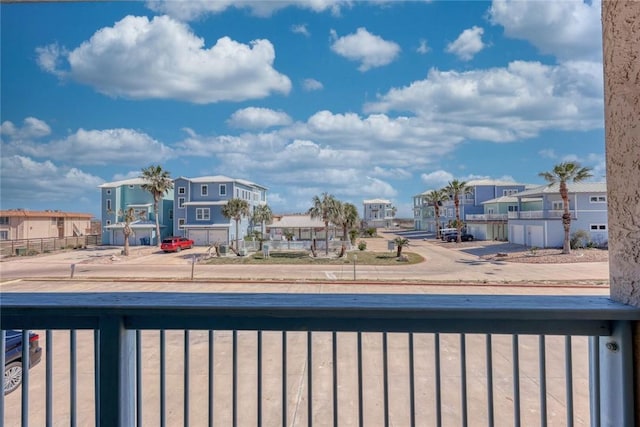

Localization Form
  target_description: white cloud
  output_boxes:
[446,26,485,61]
[489,0,602,61]
[37,15,291,104]
[0,155,104,208]
[291,24,310,37]
[5,124,174,166]
[417,39,430,54]
[364,60,603,141]
[146,0,348,21]
[227,107,293,129]
[539,149,557,159]
[330,27,401,71]
[1,117,51,139]
[302,78,324,91]
[420,170,454,189]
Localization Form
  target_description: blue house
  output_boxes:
[413,180,528,233]
[507,182,608,248]
[99,178,174,246]
[173,175,268,246]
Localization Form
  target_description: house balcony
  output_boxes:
[466,213,509,221]
[1,292,638,426]
[508,210,576,220]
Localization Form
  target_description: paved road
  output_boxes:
[0,233,609,286]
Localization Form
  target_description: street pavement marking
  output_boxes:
[324,271,337,280]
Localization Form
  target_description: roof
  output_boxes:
[363,199,391,204]
[514,182,607,197]
[126,203,152,208]
[465,179,525,187]
[268,214,331,229]
[0,210,93,219]
[482,196,540,204]
[98,177,149,188]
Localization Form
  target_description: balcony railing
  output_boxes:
[508,210,576,220]
[1,292,638,426]
[465,213,509,221]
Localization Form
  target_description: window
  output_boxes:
[169,209,173,220]
[201,185,208,196]
[590,195,606,203]
[106,199,112,211]
[508,205,518,212]
[503,189,519,196]
[0,231,8,240]
[552,201,564,210]
[178,187,186,195]
[106,189,111,195]
[178,219,185,229]
[196,208,210,220]
[178,197,185,208]
[219,184,226,196]
[0,217,9,225]
[128,185,134,189]
[590,224,607,230]
[106,220,111,226]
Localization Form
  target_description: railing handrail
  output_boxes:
[3,293,639,336]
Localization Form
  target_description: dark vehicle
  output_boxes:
[4,330,42,395]
[161,236,194,253]
[446,232,474,242]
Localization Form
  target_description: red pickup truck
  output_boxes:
[160,237,194,253]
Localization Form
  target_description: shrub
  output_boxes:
[570,230,591,249]
[357,240,367,251]
[365,228,377,237]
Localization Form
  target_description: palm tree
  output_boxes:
[308,192,339,255]
[539,162,593,254]
[333,202,359,243]
[251,204,273,250]
[445,180,471,243]
[394,237,409,257]
[140,165,173,246]
[121,207,136,256]
[222,198,251,254]
[425,189,449,239]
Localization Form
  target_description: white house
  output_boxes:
[363,199,395,228]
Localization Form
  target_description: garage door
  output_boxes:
[510,225,524,245]
[188,229,228,246]
[527,226,544,248]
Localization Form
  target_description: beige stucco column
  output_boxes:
[602,1,640,423]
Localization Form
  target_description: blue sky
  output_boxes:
[1,0,605,218]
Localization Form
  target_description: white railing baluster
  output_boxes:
[460,333,468,427]
[48,330,54,427]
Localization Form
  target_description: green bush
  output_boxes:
[357,240,367,251]
[365,228,377,237]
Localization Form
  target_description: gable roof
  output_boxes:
[364,199,391,204]
[0,210,93,219]
[514,182,607,197]
[98,177,148,188]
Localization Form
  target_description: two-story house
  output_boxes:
[173,175,268,246]
[363,199,395,228]
[0,209,93,241]
[99,178,174,246]
[414,180,528,233]
[507,182,608,248]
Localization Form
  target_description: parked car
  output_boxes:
[4,330,42,395]
[446,232,474,242]
[160,237,194,253]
